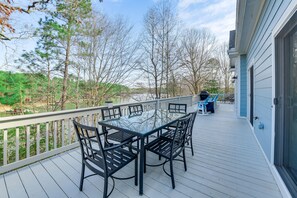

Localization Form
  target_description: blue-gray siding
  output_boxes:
[246,0,292,160]
[240,55,247,117]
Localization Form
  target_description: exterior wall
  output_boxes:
[246,0,292,161]
[240,55,247,117]
[235,57,240,117]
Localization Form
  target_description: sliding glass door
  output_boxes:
[284,25,297,184]
[275,11,297,196]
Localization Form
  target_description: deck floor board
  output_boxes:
[4,171,28,198]
[0,175,9,198]
[0,104,283,198]
[18,167,48,198]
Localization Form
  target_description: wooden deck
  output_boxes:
[0,104,282,198]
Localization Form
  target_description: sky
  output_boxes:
[0,0,236,70]
[95,0,236,42]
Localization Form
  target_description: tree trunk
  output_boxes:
[61,30,71,110]
[75,73,80,109]
[46,59,51,112]
[171,71,176,96]
[154,76,158,99]
[224,75,229,93]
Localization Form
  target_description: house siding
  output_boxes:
[240,55,247,117]
[246,0,292,160]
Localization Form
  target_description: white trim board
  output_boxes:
[246,117,254,131]
[247,67,251,123]
[247,63,254,125]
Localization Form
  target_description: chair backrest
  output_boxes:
[128,104,143,115]
[171,114,191,151]
[186,111,197,138]
[168,103,187,113]
[209,94,218,102]
[101,106,122,120]
[203,97,210,104]
[214,94,219,101]
[209,95,214,102]
[73,120,107,174]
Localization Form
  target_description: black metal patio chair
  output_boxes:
[168,103,187,113]
[101,106,135,144]
[128,104,153,143]
[161,111,197,156]
[128,104,143,115]
[144,114,191,189]
[73,120,138,198]
[166,103,187,130]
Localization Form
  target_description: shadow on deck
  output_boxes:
[0,104,282,198]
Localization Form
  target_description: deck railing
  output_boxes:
[0,95,193,173]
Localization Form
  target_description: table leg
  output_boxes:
[139,137,145,195]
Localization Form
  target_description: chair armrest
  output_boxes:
[198,101,208,105]
[160,135,174,142]
[103,139,131,151]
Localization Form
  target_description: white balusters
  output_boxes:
[0,95,194,172]
[54,121,57,149]
[46,122,49,152]
[86,115,90,126]
[91,114,95,126]
[3,129,8,165]
[26,126,30,158]
[16,128,19,161]
[68,118,71,144]
[36,124,40,155]
[61,120,65,147]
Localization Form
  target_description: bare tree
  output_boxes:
[157,0,180,97]
[179,28,216,94]
[79,14,140,106]
[141,7,161,99]
[217,42,232,93]
[140,0,179,99]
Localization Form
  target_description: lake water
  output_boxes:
[117,93,156,104]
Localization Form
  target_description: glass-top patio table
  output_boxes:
[98,109,187,195]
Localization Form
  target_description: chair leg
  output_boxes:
[144,150,146,173]
[103,176,108,198]
[183,149,187,171]
[190,138,194,156]
[135,156,138,186]
[158,130,162,160]
[170,160,175,189]
[137,140,139,152]
[79,163,85,191]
